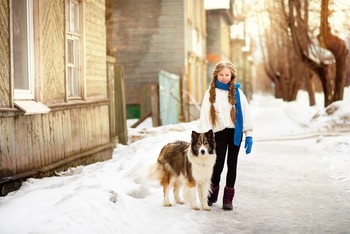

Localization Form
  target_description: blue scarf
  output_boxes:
[215,80,243,146]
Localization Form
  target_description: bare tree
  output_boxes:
[287,0,348,107]
[258,0,305,101]
[318,0,348,102]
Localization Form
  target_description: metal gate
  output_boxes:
[158,70,180,125]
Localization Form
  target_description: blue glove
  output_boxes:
[244,137,253,154]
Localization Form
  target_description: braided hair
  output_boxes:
[208,61,238,127]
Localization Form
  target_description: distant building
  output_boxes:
[205,0,254,100]
[107,0,207,122]
[205,0,233,79]
[230,0,254,100]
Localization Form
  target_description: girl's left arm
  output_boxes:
[197,90,212,133]
[240,91,253,137]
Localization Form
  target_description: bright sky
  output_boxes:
[204,0,230,9]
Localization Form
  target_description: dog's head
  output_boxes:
[190,129,215,156]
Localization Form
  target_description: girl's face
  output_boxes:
[217,67,232,84]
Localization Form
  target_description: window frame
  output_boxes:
[186,0,193,24]
[11,0,35,100]
[65,0,84,100]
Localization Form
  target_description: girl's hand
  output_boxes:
[244,137,253,154]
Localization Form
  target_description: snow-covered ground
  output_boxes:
[0,89,349,234]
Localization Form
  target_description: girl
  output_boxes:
[198,61,253,210]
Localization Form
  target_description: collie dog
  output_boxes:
[148,130,216,210]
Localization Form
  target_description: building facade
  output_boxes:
[0,0,116,195]
[107,0,207,122]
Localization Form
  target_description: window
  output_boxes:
[187,0,193,24]
[12,0,35,100]
[196,59,201,102]
[187,53,195,102]
[201,1,206,35]
[11,0,50,114]
[66,0,83,98]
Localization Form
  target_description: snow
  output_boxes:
[1,89,350,234]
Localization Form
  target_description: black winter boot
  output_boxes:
[207,185,220,206]
[223,187,235,210]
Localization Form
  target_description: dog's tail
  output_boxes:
[146,162,163,182]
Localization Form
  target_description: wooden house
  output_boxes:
[0,0,120,195]
[205,0,234,75]
[107,0,207,122]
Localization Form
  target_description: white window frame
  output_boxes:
[66,0,83,99]
[12,0,35,100]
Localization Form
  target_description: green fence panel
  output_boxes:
[158,70,180,125]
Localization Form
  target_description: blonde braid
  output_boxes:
[209,79,217,126]
[228,81,236,124]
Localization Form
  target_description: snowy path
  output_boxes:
[197,138,350,234]
[195,97,350,233]
[145,97,350,234]
[1,94,349,234]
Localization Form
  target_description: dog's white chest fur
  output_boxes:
[188,152,216,184]
[186,151,216,210]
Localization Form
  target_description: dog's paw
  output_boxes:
[176,200,185,205]
[202,205,211,211]
[191,205,200,210]
[163,202,172,207]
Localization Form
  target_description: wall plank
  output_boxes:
[0,117,16,176]
[0,1,11,108]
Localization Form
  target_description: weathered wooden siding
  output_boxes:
[41,0,66,104]
[0,1,11,108]
[85,0,107,99]
[109,0,185,105]
[0,0,116,195]
[39,0,108,102]
[0,103,110,177]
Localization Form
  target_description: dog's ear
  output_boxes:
[191,130,199,139]
[206,129,214,138]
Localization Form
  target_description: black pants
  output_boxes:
[211,128,242,188]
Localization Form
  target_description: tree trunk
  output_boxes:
[306,74,316,106]
[323,35,348,102]
[333,52,348,101]
[319,0,349,103]
[315,66,332,106]
[287,0,332,107]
